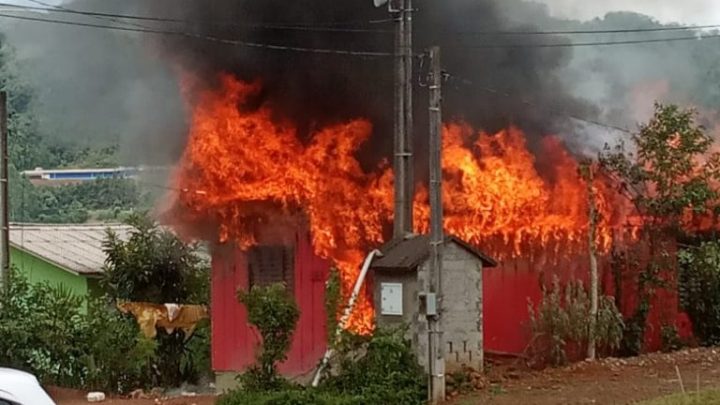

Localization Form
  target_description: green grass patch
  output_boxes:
[638,390,720,404]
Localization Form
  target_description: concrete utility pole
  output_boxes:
[392,0,414,238]
[0,91,9,291]
[427,46,446,404]
[584,163,599,361]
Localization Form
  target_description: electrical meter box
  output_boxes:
[380,283,403,315]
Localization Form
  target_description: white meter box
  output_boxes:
[380,283,403,316]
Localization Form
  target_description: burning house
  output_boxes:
[151,0,696,390]
[169,76,688,387]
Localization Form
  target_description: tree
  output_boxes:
[237,284,300,391]
[600,103,720,355]
[601,104,720,228]
[102,213,210,385]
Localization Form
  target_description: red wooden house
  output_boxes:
[211,228,691,389]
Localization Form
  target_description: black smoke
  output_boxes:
[128,0,595,167]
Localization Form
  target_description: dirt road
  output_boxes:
[48,387,217,405]
[454,347,720,405]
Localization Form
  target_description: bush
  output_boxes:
[102,213,211,387]
[529,277,624,365]
[0,271,156,391]
[679,241,720,346]
[82,298,158,393]
[237,284,300,391]
[320,328,426,405]
[224,280,425,405]
[218,389,361,405]
[219,328,426,405]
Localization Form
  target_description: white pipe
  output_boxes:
[311,249,382,387]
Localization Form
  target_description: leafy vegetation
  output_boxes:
[1,38,152,224]
[0,271,157,392]
[0,214,211,391]
[601,104,720,356]
[11,176,147,224]
[236,284,300,392]
[220,327,426,405]
[529,277,624,366]
[102,214,210,386]
[679,241,720,346]
[319,327,426,405]
[639,390,720,405]
[223,281,426,405]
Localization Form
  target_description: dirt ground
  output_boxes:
[48,387,217,405]
[453,347,720,405]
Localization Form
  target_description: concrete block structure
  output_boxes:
[370,234,496,373]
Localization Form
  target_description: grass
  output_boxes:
[638,390,720,404]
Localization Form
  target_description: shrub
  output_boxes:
[660,325,684,353]
[0,271,156,391]
[679,241,720,346]
[102,213,211,386]
[81,298,158,393]
[218,389,361,405]
[320,328,426,405]
[529,277,624,365]
[224,279,425,405]
[237,283,300,391]
[0,271,86,385]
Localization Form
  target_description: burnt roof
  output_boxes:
[371,234,497,271]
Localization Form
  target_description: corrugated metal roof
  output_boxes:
[9,223,133,276]
[371,234,497,271]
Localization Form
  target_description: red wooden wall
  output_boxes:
[483,243,691,355]
[211,232,329,376]
[212,232,692,374]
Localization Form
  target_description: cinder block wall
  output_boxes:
[417,243,484,373]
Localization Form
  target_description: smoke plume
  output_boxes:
[2,0,718,168]
[134,0,596,163]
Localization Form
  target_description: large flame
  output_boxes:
[173,74,624,334]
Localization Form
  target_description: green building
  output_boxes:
[9,223,132,297]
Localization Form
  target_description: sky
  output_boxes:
[539,0,720,25]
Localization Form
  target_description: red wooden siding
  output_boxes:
[213,230,691,373]
[483,241,689,355]
[211,232,329,375]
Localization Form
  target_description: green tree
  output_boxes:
[237,284,300,391]
[601,103,720,355]
[101,213,209,385]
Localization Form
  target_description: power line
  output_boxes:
[0,12,394,57]
[5,8,720,52]
[26,0,153,31]
[466,33,720,49]
[457,24,720,36]
[0,2,393,33]
[7,2,720,37]
[8,2,720,37]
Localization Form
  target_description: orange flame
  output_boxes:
[173,74,626,334]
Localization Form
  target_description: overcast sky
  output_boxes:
[539,0,720,25]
